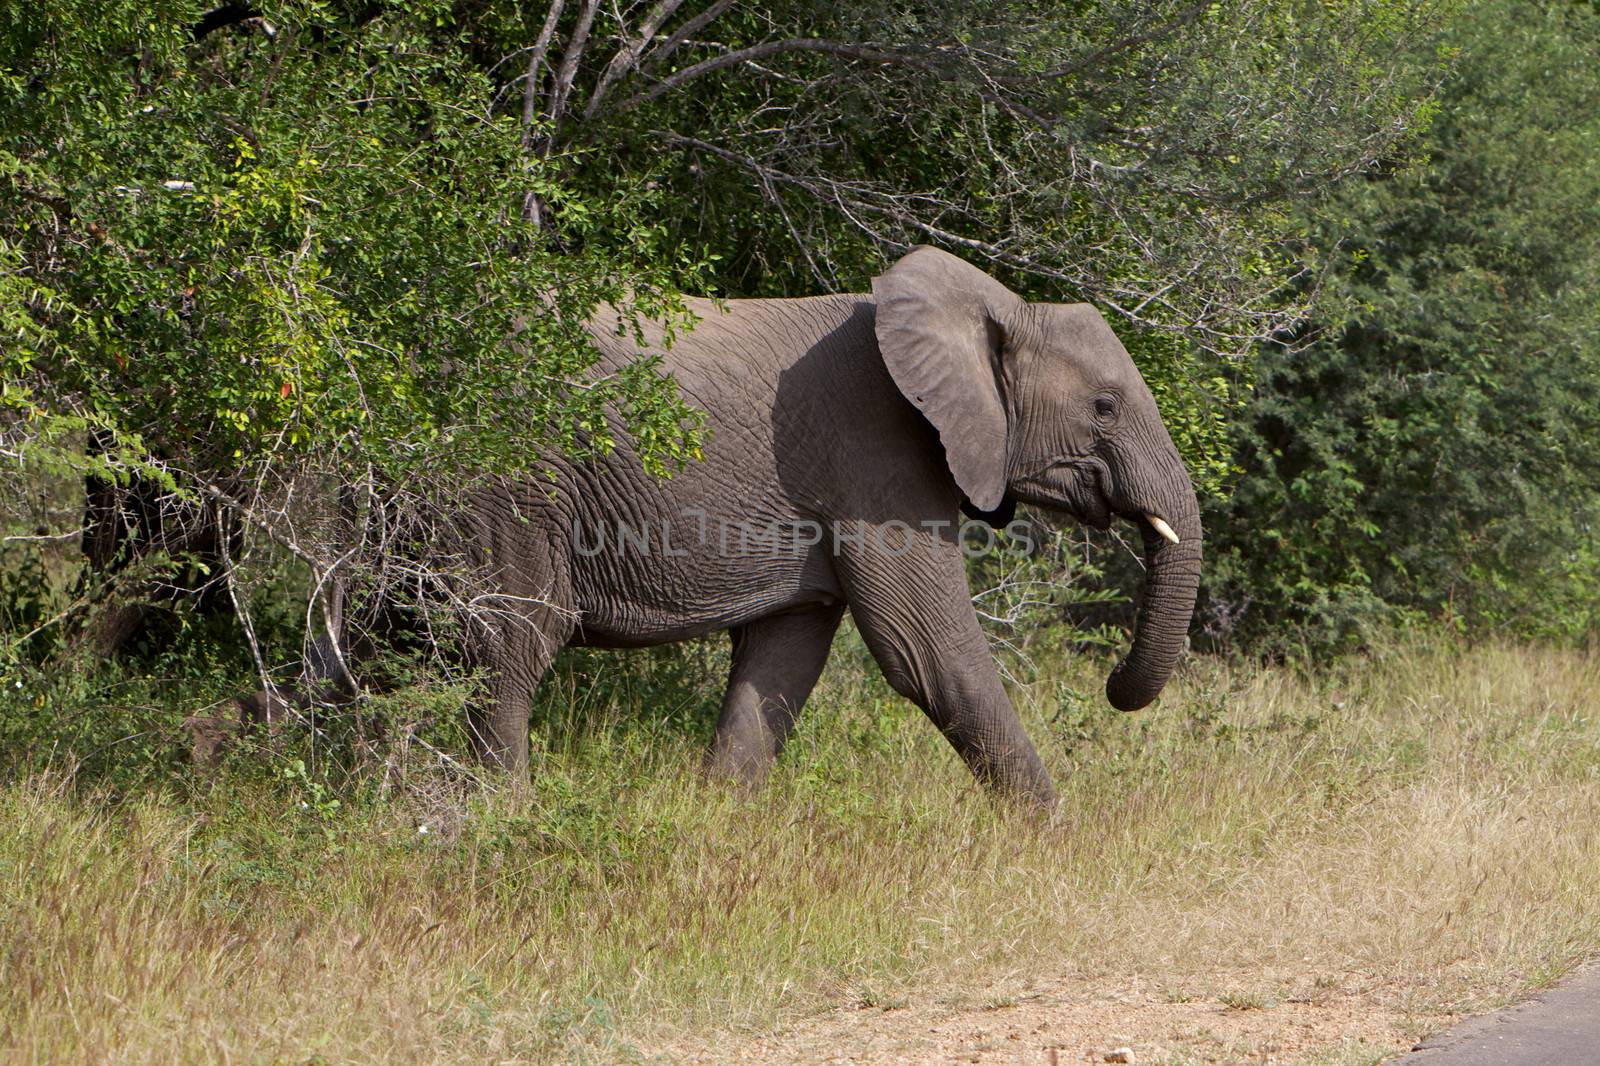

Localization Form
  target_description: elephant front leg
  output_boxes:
[708,605,845,787]
[838,531,1058,806]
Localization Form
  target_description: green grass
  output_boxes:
[2,633,1599,1063]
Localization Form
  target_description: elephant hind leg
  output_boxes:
[708,605,845,787]
[466,559,576,777]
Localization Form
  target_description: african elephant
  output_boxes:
[458,246,1201,805]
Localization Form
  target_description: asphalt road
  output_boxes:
[1390,966,1600,1065]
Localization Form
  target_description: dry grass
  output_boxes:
[2,635,1599,1063]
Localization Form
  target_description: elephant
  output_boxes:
[446,245,1202,806]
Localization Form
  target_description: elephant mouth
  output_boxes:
[1012,457,1113,529]
[1076,488,1113,529]
[1014,459,1180,545]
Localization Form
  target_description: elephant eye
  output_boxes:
[1093,395,1118,421]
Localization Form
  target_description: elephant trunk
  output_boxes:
[1104,480,1203,712]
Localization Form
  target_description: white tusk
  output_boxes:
[1145,514,1180,545]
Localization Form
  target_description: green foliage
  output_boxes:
[1205,0,1600,654]
[0,0,704,493]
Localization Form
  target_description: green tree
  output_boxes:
[1204,0,1600,654]
[1,0,705,661]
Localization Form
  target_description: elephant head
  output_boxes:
[872,246,1202,712]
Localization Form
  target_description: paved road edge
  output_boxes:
[1388,965,1600,1065]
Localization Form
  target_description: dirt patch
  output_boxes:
[653,973,1451,1065]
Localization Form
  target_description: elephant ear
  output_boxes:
[871,246,1023,512]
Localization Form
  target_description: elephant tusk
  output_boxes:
[1145,514,1180,545]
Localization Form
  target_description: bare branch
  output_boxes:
[521,0,569,224]
[583,0,685,122]
[619,38,942,111]
[521,0,568,144]
[639,0,735,75]
[216,499,273,694]
[987,1,1213,83]
[547,0,602,134]
[2,528,85,544]
[613,35,1066,130]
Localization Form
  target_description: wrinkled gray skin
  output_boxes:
[463,247,1202,805]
